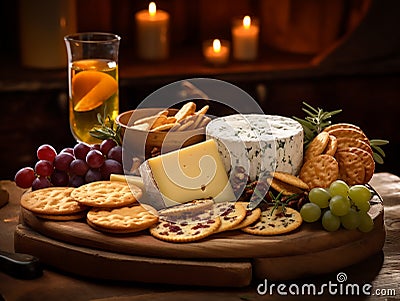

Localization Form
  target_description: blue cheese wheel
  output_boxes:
[206,114,304,181]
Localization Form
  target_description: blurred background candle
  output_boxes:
[232,16,259,61]
[203,39,230,66]
[135,2,170,60]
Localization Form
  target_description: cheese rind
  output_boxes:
[206,114,303,181]
[144,139,236,207]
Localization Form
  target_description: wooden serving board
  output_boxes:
[14,197,385,286]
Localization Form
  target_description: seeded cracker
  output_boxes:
[150,214,221,243]
[231,202,262,230]
[242,206,302,235]
[211,202,246,233]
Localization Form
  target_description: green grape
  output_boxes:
[340,208,361,230]
[358,212,374,233]
[300,203,321,223]
[329,180,349,197]
[322,210,341,231]
[329,195,351,216]
[354,200,370,212]
[309,187,331,208]
[349,185,372,204]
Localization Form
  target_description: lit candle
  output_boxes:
[203,39,230,66]
[135,2,170,60]
[232,16,259,61]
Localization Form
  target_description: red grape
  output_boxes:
[54,152,74,171]
[32,177,52,190]
[69,159,89,176]
[61,147,74,155]
[15,167,36,188]
[86,150,105,169]
[37,144,57,162]
[35,160,53,177]
[85,169,102,183]
[100,159,123,180]
[90,144,101,152]
[100,139,117,156]
[73,143,91,160]
[69,175,85,187]
[50,170,69,186]
[107,146,122,163]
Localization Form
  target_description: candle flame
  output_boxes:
[243,16,251,29]
[213,39,221,53]
[149,2,156,16]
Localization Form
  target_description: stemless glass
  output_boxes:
[64,32,121,144]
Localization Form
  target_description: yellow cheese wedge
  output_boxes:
[110,174,145,191]
[72,70,118,112]
[147,139,236,206]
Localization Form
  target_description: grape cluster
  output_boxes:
[14,139,123,190]
[300,180,374,233]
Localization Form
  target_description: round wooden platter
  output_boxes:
[15,198,385,287]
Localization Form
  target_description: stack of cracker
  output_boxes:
[21,181,159,234]
[151,199,263,243]
[20,187,87,221]
[299,123,375,188]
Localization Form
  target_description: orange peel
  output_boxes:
[72,70,118,112]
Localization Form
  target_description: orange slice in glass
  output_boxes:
[72,70,118,112]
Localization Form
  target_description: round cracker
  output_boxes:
[71,181,141,208]
[241,206,302,235]
[150,216,221,243]
[231,202,262,230]
[304,132,330,161]
[326,127,369,144]
[323,135,338,156]
[336,137,373,155]
[267,177,305,195]
[20,187,87,215]
[272,171,309,190]
[335,151,366,186]
[337,147,375,183]
[323,123,364,133]
[299,154,339,189]
[212,202,246,233]
[87,204,158,233]
[35,211,87,221]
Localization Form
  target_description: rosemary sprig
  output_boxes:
[89,112,122,145]
[370,139,389,164]
[293,102,389,164]
[269,191,299,216]
[293,102,342,148]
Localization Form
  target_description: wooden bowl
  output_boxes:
[116,108,206,159]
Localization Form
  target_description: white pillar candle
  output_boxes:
[135,2,170,60]
[203,39,230,66]
[232,16,259,61]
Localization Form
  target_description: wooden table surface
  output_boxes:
[0,173,399,301]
